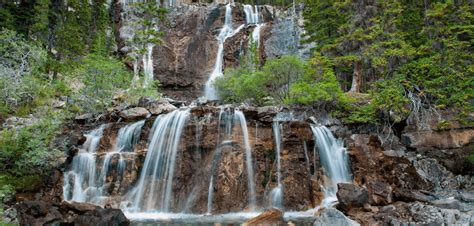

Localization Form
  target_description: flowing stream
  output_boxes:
[310,125,351,206]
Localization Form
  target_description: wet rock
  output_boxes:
[243,208,285,226]
[74,113,93,124]
[16,201,130,226]
[119,107,150,120]
[257,106,279,122]
[336,183,369,211]
[313,208,360,226]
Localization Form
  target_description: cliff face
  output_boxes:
[61,106,324,213]
[9,99,473,224]
[114,2,308,100]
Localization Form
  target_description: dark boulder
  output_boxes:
[336,183,369,211]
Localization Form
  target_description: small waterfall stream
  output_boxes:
[142,44,155,87]
[129,109,190,212]
[270,121,283,209]
[204,3,245,100]
[63,124,107,202]
[97,120,145,199]
[243,4,263,46]
[310,125,351,207]
[206,108,256,213]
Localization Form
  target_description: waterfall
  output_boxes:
[129,109,190,212]
[310,125,351,207]
[270,122,283,209]
[97,120,145,198]
[63,124,107,202]
[142,44,155,87]
[243,5,259,24]
[235,110,257,210]
[206,108,257,213]
[243,4,263,47]
[204,4,245,100]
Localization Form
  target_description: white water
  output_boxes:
[235,110,257,210]
[96,120,145,198]
[310,125,351,207]
[243,5,259,24]
[206,109,256,213]
[270,121,283,209]
[63,124,107,202]
[142,44,155,87]
[243,4,263,47]
[204,4,245,100]
[128,109,190,212]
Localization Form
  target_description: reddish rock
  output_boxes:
[243,208,285,226]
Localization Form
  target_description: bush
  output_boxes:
[215,55,308,105]
[64,54,137,113]
[0,109,65,176]
[0,29,48,116]
[288,54,349,108]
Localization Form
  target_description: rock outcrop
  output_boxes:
[244,208,285,225]
[16,201,129,226]
[313,208,360,226]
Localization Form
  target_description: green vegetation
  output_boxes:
[215,55,348,108]
[0,0,166,203]
[303,0,473,125]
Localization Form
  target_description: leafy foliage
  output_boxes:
[216,55,347,107]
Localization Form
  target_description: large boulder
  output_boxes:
[314,208,360,226]
[16,201,130,226]
[119,107,150,121]
[243,208,285,225]
[138,98,177,115]
[336,183,369,211]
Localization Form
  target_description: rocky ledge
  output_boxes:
[15,201,129,226]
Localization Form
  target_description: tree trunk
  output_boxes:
[349,61,362,93]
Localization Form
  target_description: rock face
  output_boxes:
[16,201,129,226]
[114,2,309,101]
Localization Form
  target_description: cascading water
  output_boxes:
[310,125,351,207]
[206,108,257,213]
[128,109,190,212]
[142,44,155,87]
[235,110,257,210]
[97,120,145,198]
[63,124,107,203]
[243,4,263,46]
[270,121,283,209]
[204,3,245,100]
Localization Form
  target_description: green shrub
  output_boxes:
[288,54,349,108]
